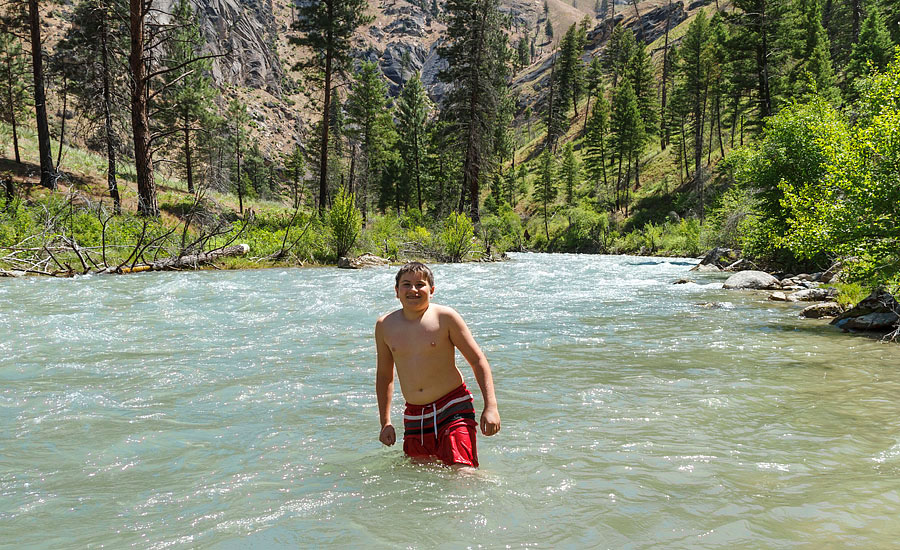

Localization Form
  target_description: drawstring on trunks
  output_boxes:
[421,403,437,444]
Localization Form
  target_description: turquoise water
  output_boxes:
[2,253,899,549]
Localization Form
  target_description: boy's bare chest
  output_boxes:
[385,317,450,357]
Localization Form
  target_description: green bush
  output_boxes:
[440,211,474,262]
[328,187,362,259]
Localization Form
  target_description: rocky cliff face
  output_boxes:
[155,0,283,94]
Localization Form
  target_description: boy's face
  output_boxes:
[395,271,434,310]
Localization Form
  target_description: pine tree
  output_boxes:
[54,0,129,211]
[583,88,610,202]
[396,72,433,213]
[27,0,55,189]
[610,79,644,214]
[346,61,393,219]
[439,0,510,220]
[284,144,307,209]
[535,146,556,240]
[846,7,894,85]
[560,142,580,205]
[291,0,373,212]
[793,0,838,102]
[678,10,710,180]
[226,99,251,214]
[604,25,635,88]
[0,13,28,164]
[158,0,216,195]
[625,42,658,142]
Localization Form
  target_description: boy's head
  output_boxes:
[394,262,434,288]
[394,262,435,309]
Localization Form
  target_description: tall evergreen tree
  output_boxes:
[396,71,433,213]
[846,7,894,85]
[346,61,393,219]
[158,0,216,195]
[793,0,837,101]
[679,10,711,180]
[290,0,373,212]
[560,142,580,205]
[603,25,635,88]
[0,10,28,164]
[226,99,250,214]
[583,86,610,202]
[284,143,307,209]
[54,0,128,211]
[27,0,55,189]
[439,0,510,220]
[535,146,556,240]
[610,79,644,214]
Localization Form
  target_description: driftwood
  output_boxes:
[103,244,250,274]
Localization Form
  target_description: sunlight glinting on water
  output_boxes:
[2,253,899,548]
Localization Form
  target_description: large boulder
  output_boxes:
[338,253,390,269]
[789,288,837,302]
[723,270,781,290]
[831,290,900,332]
[697,247,741,269]
[801,302,843,319]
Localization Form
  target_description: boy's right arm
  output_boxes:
[375,317,396,446]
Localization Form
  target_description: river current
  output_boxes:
[2,253,899,549]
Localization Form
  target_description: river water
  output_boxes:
[2,253,899,549]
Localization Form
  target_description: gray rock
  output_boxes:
[696,302,734,309]
[673,278,694,284]
[801,302,843,319]
[722,270,781,290]
[821,261,843,283]
[831,289,900,332]
[338,253,390,269]
[789,288,837,302]
[699,246,741,268]
[690,263,722,272]
[769,291,788,301]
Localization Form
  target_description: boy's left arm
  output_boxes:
[447,309,500,436]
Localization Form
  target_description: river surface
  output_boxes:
[2,253,899,549]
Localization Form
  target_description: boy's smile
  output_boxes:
[395,273,434,312]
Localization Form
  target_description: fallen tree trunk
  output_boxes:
[109,243,250,274]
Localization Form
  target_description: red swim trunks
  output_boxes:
[403,383,479,467]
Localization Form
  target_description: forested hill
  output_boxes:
[1,0,900,294]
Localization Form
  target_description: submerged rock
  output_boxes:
[722,270,780,290]
[673,278,695,284]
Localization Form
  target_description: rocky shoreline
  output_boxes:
[687,248,900,339]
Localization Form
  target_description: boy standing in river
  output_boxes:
[375,262,500,467]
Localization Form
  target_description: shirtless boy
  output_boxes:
[375,262,500,467]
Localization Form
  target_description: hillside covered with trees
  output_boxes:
[1,0,899,297]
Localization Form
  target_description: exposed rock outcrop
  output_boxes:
[722,270,781,290]
[831,290,900,332]
[156,0,283,94]
[338,253,391,269]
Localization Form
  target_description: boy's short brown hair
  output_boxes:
[395,262,434,287]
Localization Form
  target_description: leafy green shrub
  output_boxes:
[328,187,362,259]
[364,213,403,259]
[440,211,474,262]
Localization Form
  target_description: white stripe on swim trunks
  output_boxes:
[403,395,471,421]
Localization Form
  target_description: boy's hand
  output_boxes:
[480,407,501,436]
[379,424,396,446]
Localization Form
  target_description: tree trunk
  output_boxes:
[27,0,55,190]
[129,0,158,216]
[5,47,20,163]
[100,12,120,214]
[756,3,772,118]
[414,130,422,212]
[318,43,333,213]
[660,0,671,151]
[184,125,194,194]
[56,72,67,169]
